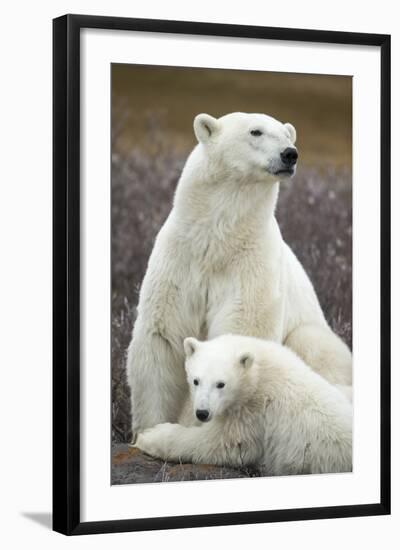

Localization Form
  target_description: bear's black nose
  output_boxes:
[280,147,298,166]
[196,409,210,422]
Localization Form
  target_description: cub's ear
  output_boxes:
[194,113,219,143]
[184,337,200,358]
[238,353,254,369]
[284,122,297,144]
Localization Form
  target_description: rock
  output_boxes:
[111,444,262,484]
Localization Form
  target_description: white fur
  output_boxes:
[135,335,352,475]
[127,112,352,438]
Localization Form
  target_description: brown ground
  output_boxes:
[112,444,262,484]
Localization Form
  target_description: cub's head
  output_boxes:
[193,112,298,183]
[183,336,254,422]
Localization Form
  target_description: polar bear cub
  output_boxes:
[134,334,352,475]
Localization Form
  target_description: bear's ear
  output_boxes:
[194,113,219,143]
[184,337,200,358]
[284,122,297,144]
[238,353,254,369]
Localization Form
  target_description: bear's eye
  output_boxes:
[193,379,199,386]
[216,382,225,389]
[250,129,263,137]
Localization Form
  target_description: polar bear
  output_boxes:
[134,335,352,475]
[127,112,352,439]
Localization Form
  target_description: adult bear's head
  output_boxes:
[193,112,298,184]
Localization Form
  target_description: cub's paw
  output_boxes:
[133,423,176,460]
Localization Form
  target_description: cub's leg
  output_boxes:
[134,422,261,467]
[284,323,352,387]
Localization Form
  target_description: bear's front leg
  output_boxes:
[127,330,187,442]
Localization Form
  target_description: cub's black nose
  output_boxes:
[280,147,298,166]
[196,409,210,422]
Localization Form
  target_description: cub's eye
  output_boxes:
[216,382,225,389]
[250,129,263,137]
[193,379,199,386]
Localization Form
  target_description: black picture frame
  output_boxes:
[53,14,391,535]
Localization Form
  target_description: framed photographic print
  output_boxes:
[53,14,391,535]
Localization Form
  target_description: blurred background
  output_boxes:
[111,65,352,473]
[112,64,352,166]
